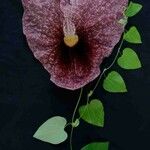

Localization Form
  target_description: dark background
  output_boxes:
[0,0,150,150]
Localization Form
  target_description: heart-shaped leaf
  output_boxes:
[79,99,104,127]
[125,1,143,17]
[81,142,109,150]
[124,26,142,44]
[33,116,68,145]
[103,71,127,93]
[118,48,142,69]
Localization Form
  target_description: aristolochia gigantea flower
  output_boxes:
[22,0,128,90]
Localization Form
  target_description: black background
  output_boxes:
[0,0,150,150]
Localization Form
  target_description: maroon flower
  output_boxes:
[22,0,128,90]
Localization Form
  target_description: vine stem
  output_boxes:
[70,87,83,150]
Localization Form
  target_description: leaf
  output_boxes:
[33,116,68,145]
[124,26,142,44]
[72,119,80,128]
[103,71,127,93]
[88,90,93,97]
[118,48,142,69]
[125,1,143,17]
[118,17,128,26]
[81,142,109,150]
[79,99,104,127]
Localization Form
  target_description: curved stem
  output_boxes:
[70,88,83,150]
[69,127,74,150]
[65,123,72,128]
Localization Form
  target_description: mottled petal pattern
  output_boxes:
[22,0,128,90]
[22,0,63,72]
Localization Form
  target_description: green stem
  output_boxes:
[70,88,83,150]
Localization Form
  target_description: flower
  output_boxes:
[22,0,128,90]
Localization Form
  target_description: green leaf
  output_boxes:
[79,99,104,127]
[88,90,93,97]
[33,116,68,145]
[118,17,128,26]
[125,1,143,17]
[81,142,109,150]
[72,119,80,128]
[118,48,142,69]
[124,26,142,44]
[103,71,127,93]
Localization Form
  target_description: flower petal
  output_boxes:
[22,0,128,90]
[22,0,63,70]
[74,0,128,58]
[52,0,128,90]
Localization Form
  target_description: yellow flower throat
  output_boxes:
[64,34,79,48]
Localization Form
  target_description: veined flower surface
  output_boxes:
[22,0,128,90]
